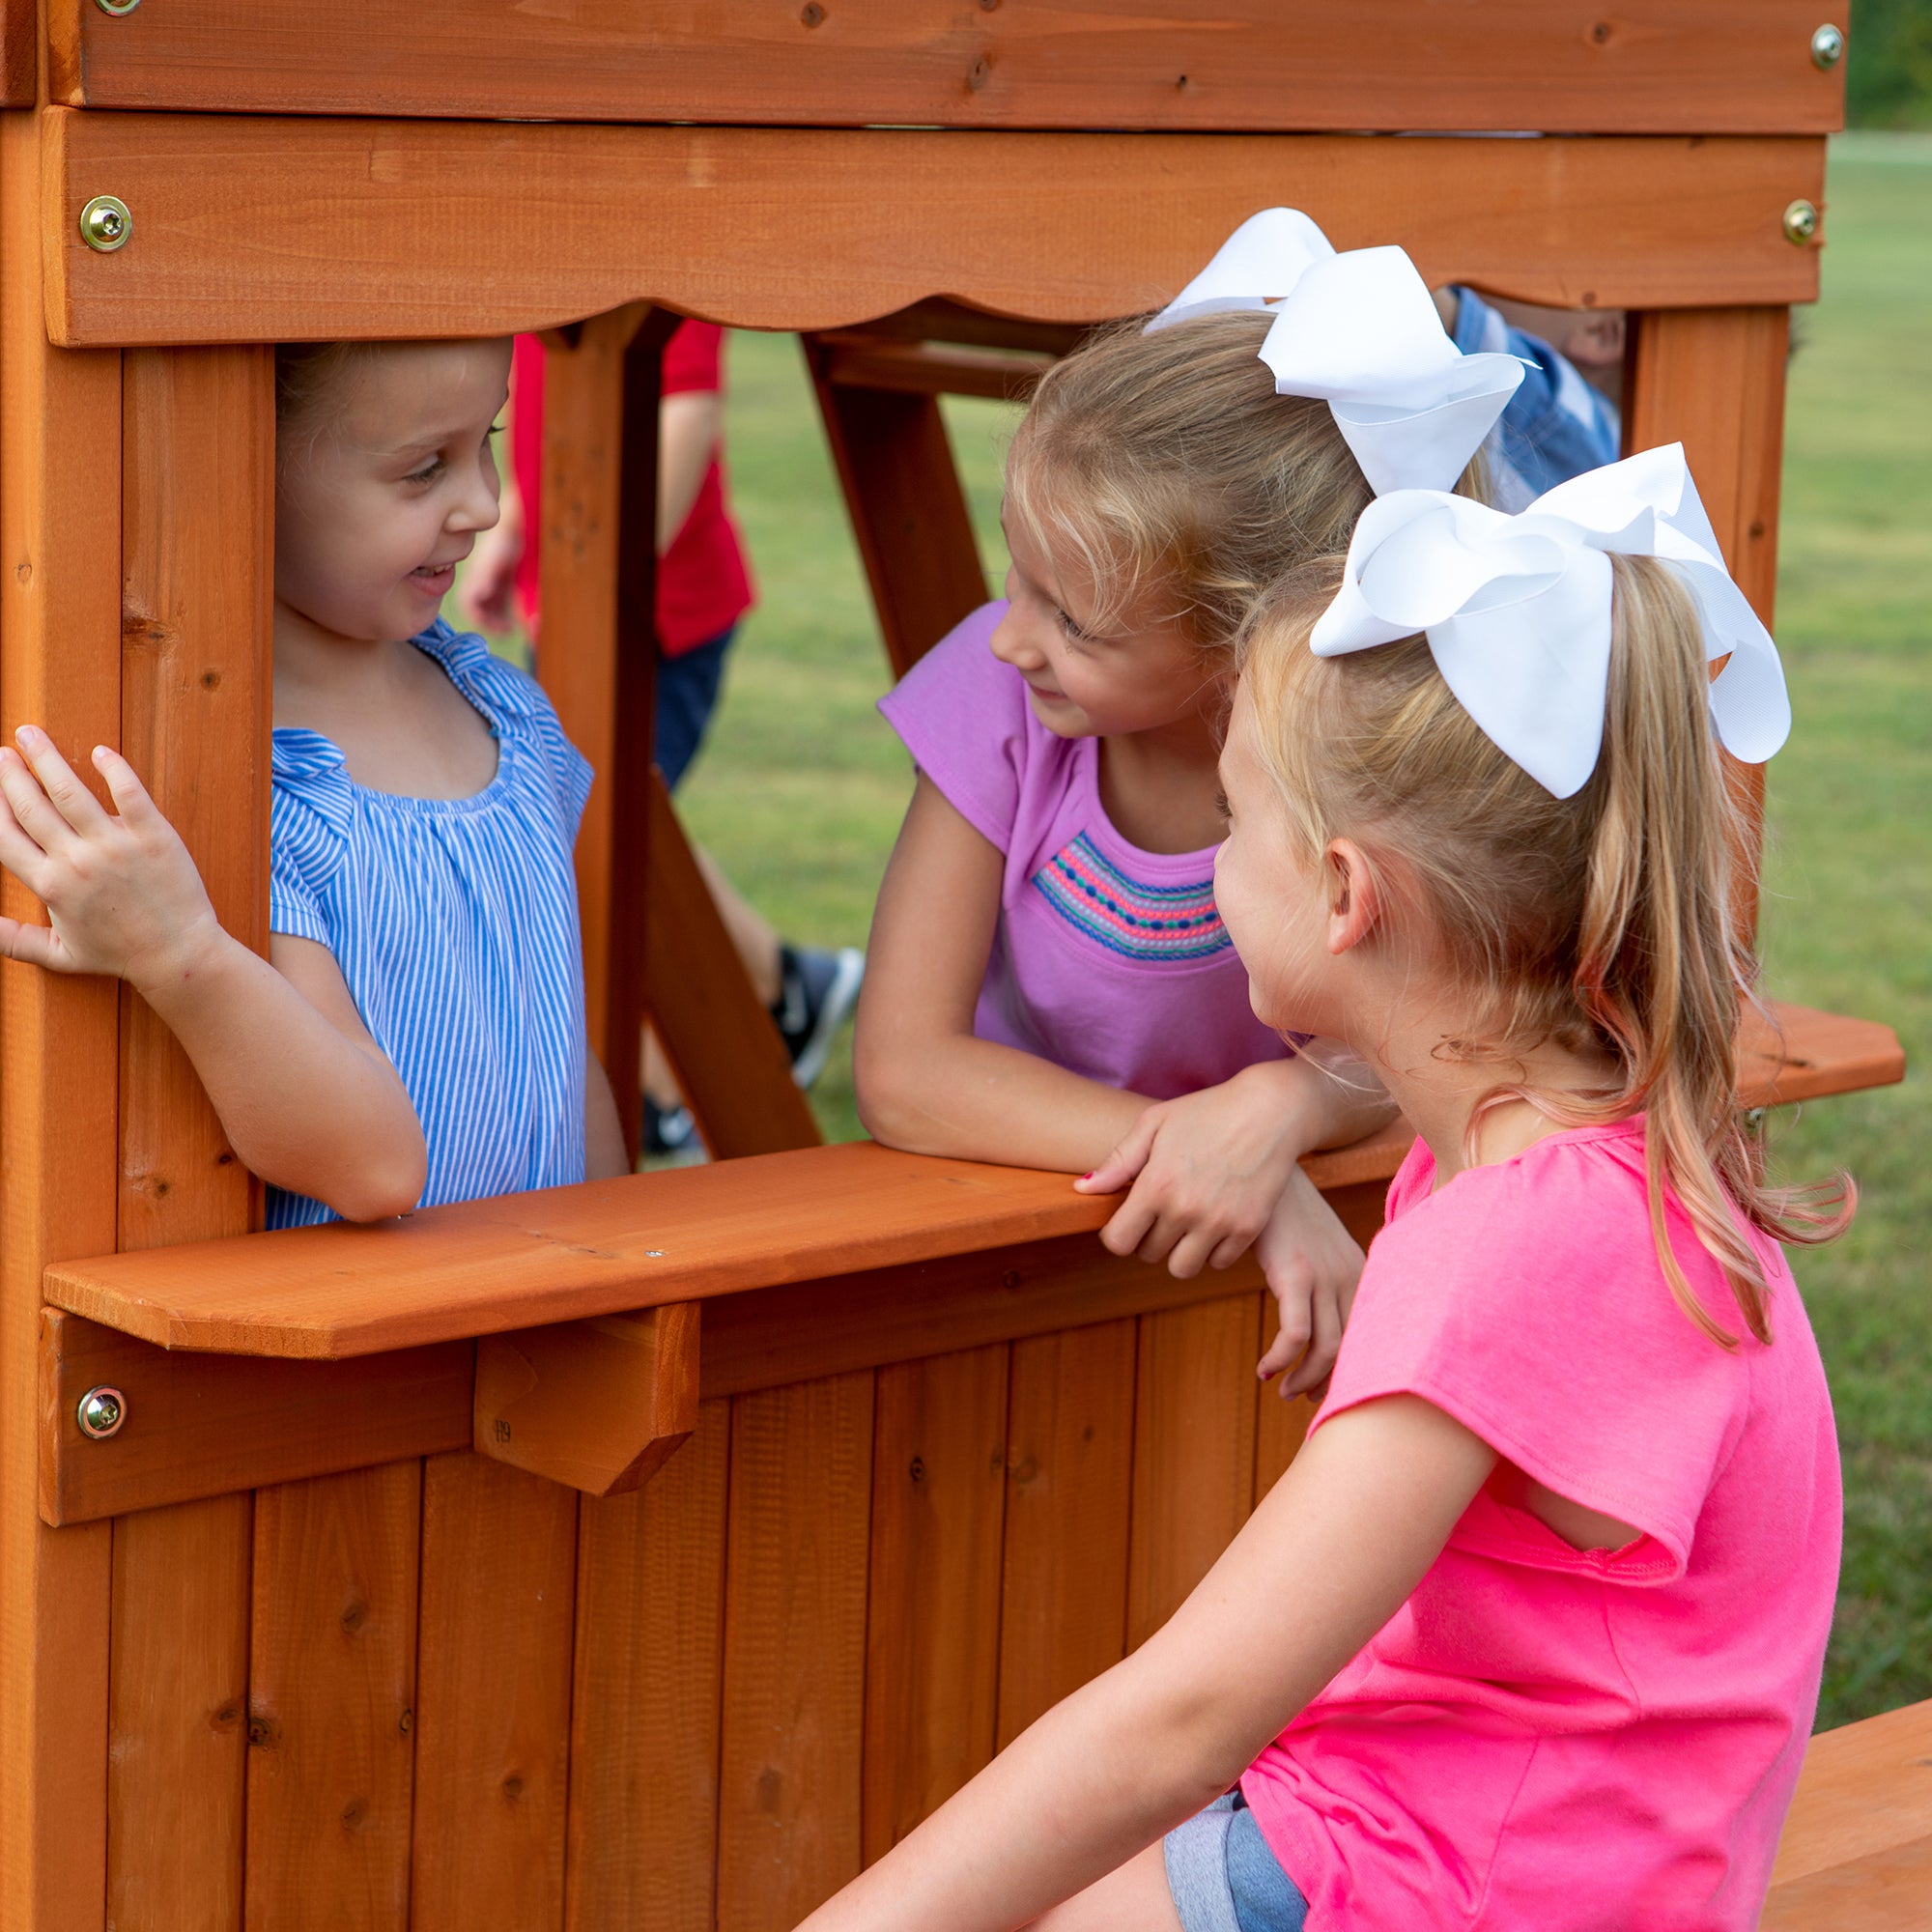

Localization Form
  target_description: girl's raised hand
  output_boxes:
[0,728,220,988]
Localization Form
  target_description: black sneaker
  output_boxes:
[771,944,866,1090]
[644,1098,700,1158]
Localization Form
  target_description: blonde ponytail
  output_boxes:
[1242,554,1852,1346]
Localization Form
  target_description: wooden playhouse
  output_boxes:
[0,4,1917,1928]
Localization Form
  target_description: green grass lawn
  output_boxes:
[678,136,1931,1731]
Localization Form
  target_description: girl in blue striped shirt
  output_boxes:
[0,337,627,1222]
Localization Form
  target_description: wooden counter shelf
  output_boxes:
[36,999,1900,1532]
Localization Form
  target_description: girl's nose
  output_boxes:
[989,609,1043,671]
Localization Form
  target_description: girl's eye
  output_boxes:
[405,457,444,486]
[1056,607,1094,643]
[1214,788,1233,821]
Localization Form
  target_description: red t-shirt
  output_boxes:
[510,323,754,656]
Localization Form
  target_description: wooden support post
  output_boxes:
[1625,304,1791,937]
[536,305,677,1164]
[474,1303,699,1496]
[107,341,274,1932]
[805,333,990,678]
[646,768,821,1159]
[0,111,120,1932]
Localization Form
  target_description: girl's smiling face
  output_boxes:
[274,339,513,646]
[990,510,1219,740]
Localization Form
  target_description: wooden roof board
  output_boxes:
[44,1,1847,136]
[44,113,1828,349]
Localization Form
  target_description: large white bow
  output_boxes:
[1146,208,1525,495]
[1309,444,1792,799]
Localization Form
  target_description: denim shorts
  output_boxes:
[1164,1790,1309,1932]
[654,623,737,793]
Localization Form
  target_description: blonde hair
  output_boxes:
[1005,313,1485,650]
[274,341,380,464]
[1240,555,1851,1347]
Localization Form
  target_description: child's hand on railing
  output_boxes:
[1076,1060,1322,1278]
[0,727,222,993]
[1252,1165,1365,1401]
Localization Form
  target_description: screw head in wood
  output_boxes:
[1782,198,1821,245]
[77,1386,127,1440]
[79,194,131,252]
[95,0,142,14]
[1810,23,1845,69]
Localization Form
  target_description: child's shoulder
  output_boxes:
[884,601,1026,720]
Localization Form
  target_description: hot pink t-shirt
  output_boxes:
[879,602,1297,1099]
[1242,1118,1840,1930]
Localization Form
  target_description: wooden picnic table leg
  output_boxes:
[0,110,119,1932]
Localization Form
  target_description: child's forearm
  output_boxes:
[136,931,425,1222]
[1276,1043,1398,1151]
[857,1026,1152,1175]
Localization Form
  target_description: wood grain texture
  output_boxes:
[565,1398,730,1932]
[1760,1837,1932,1930]
[534,305,669,1158]
[474,1303,697,1496]
[244,1463,421,1932]
[411,1453,577,1932]
[1253,1291,1318,1503]
[118,345,270,1249]
[863,1346,1009,1862]
[995,1321,1137,1747]
[1627,304,1795,938]
[105,342,273,1932]
[646,770,821,1158]
[1769,1699,1932,1890]
[43,113,1828,349]
[717,1374,874,1931]
[40,1125,1423,1358]
[43,1,1848,134]
[808,342,989,679]
[40,1310,470,1525]
[701,1234,1264,1404]
[0,111,120,1932]
[1126,1295,1261,1651]
[107,1500,250,1932]
[45,998,1902,1361]
[0,0,32,108]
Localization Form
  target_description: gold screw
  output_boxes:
[95,0,142,14]
[79,194,131,252]
[1782,199,1820,245]
[1809,23,1845,70]
[77,1386,127,1439]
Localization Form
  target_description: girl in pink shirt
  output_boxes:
[801,447,1849,1932]
[860,212,1531,1393]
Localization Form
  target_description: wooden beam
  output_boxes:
[817,336,1054,404]
[108,343,271,1932]
[473,1304,698,1497]
[40,1000,1899,1363]
[645,770,821,1160]
[806,336,989,680]
[0,109,118,1932]
[38,1312,472,1528]
[43,1,1848,136]
[40,1122,1415,1360]
[42,112,1829,347]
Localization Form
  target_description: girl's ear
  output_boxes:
[1324,837,1381,956]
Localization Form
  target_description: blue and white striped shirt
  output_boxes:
[266,621,594,1228]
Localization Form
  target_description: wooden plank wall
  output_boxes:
[0,110,119,1932]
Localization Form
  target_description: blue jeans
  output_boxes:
[655,623,737,792]
[1164,1790,1309,1932]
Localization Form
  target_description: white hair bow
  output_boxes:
[1146,208,1526,496]
[1309,444,1792,799]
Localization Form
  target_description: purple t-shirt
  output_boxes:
[878,602,1296,1099]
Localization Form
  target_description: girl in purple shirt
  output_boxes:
[858,214,1527,1393]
